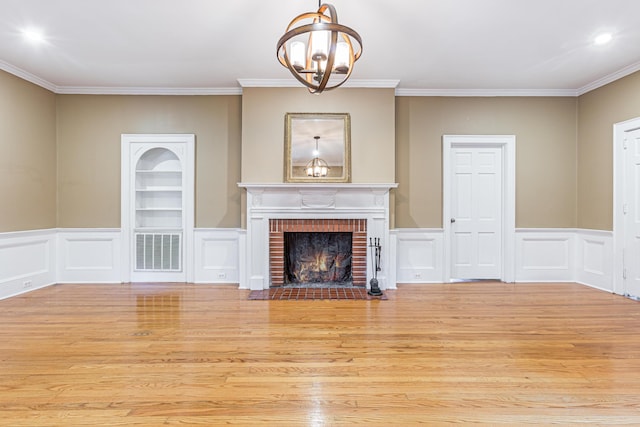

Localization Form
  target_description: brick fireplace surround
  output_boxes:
[238,183,398,291]
[269,218,367,287]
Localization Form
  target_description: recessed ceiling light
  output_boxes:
[594,32,613,46]
[22,28,46,43]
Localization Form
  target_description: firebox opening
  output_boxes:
[284,232,352,287]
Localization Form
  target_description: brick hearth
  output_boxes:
[269,219,367,287]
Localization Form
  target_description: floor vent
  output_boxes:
[135,233,181,271]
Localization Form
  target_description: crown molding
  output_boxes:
[0,60,58,93]
[395,88,579,97]
[237,78,400,89]
[55,86,242,95]
[576,60,640,96]
[2,58,639,97]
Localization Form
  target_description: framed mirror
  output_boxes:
[284,112,351,183]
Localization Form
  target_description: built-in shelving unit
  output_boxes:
[135,149,183,229]
[121,134,195,283]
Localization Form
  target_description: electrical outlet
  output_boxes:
[414,273,422,279]
[23,280,32,288]
[217,272,227,279]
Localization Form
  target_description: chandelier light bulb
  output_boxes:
[290,41,306,71]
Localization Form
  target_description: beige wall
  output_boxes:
[577,71,640,231]
[241,87,396,183]
[56,95,242,228]
[5,70,640,234]
[395,96,578,228]
[0,71,57,232]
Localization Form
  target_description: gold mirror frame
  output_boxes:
[284,112,351,183]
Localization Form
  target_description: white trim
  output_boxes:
[238,182,399,190]
[395,88,579,97]
[442,135,516,283]
[55,87,242,96]
[237,79,400,89]
[577,61,640,96]
[0,60,58,92]
[613,117,640,295]
[2,53,639,97]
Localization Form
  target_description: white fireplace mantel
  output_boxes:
[238,183,398,290]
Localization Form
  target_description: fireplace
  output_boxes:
[285,232,351,285]
[269,219,367,287]
[238,183,397,291]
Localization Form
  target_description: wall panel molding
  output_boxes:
[393,228,612,290]
[57,229,122,283]
[515,229,575,282]
[392,229,444,283]
[0,227,615,299]
[194,228,242,284]
[575,229,613,292]
[0,229,56,300]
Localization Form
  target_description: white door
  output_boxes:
[624,128,640,297]
[450,146,503,279]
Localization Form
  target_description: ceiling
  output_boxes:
[1,0,640,96]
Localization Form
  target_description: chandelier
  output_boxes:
[276,2,363,94]
[306,136,330,177]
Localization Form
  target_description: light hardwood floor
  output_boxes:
[1,282,639,426]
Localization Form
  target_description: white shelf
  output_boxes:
[136,210,182,228]
[135,149,183,230]
[136,208,182,211]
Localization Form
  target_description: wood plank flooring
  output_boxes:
[1,282,639,426]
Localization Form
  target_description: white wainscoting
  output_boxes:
[391,229,444,283]
[194,229,242,284]
[0,227,615,299]
[575,229,613,292]
[57,229,122,283]
[392,228,613,290]
[0,229,56,300]
[515,229,576,282]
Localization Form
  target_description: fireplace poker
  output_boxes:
[368,237,383,296]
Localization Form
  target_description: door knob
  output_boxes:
[450,218,456,223]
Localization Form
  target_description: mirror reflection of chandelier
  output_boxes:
[276,2,363,94]
[306,136,330,177]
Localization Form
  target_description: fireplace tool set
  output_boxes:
[368,238,383,296]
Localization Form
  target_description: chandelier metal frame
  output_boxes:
[277,3,363,94]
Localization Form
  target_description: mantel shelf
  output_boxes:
[238,183,398,191]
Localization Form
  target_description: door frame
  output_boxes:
[120,134,195,283]
[442,135,516,283]
[613,117,640,296]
